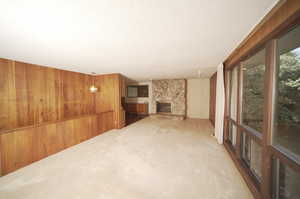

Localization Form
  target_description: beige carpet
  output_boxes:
[0,117,253,199]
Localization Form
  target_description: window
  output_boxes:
[273,25,300,161]
[228,122,237,146]
[273,158,300,199]
[241,133,262,180]
[230,67,238,121]
[241,49,266,133]
[224,18,300,199]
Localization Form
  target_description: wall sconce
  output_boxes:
[90,72,98,93]
[89,85,98,93]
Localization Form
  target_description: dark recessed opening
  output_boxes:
[157,102,171,113]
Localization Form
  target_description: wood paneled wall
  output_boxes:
[209,73,217,126]
[98,111,115,132]
[0,112,114,176]
[0,58,95,131]
[0,58,125,176]
[95,74,125,129]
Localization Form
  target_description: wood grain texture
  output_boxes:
[209,73,217,126]
[94,74,125,129]
[126,103,149,115]
[0,58,95,131]
[0,113,115,176]
[224,0,300,68]
[0,58,125,176]
[98,111,115,133]
[94,74,117,113]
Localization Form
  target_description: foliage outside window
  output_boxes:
[225,19,300,199]
[241,49,266,133]
[273,24,300,162]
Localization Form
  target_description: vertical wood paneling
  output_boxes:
[61,70,95,119]
[0,58,96,131]
[98,111,115,133]
[0,58,124,176]
[95,74,125,129]
[0,113,113,176]
[95,74,116,113]
[0,59,11,129]
[0,60,17,130]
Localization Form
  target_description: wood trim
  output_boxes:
[240,125,263,145]
[261,40,277,199]
[229,118,238,126]
[224,0,300,68]
[0,114,110,135]
[269,146,300,173]
[209,72,217,127]
[223,71,229,141]
[236,65,242,159]
[224,142,262,199]
[225,0,286,65]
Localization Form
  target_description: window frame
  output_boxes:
[223,18,300,199]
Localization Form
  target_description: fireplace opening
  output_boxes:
[157,102,171,113]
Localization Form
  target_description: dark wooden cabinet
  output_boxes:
[127,85,148,98]
[126,103,148,115]
[137,86,148,97]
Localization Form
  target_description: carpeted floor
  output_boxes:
[0,116,253,199]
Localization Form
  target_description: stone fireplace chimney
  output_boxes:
[151,79,186,119]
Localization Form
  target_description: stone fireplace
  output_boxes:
[151,79,186,119]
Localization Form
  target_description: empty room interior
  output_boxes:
[0,0,300,199]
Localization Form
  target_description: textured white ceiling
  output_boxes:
[0,0,278,81]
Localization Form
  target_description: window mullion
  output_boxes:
[236,64,243,159]
[261,40,277,199]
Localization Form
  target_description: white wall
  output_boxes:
[187,78,210,119]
